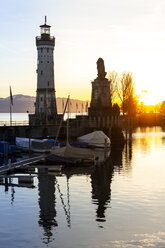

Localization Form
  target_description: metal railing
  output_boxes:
[0,121,29,126]
[36,36,55,41]
[0,113,88,126]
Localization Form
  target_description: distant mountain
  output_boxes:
[0,95,35,113]
[0,94,90,113]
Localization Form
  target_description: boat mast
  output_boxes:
[54,95,70,144]
[67,96,70,144]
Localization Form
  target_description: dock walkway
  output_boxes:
[0,155,45,175]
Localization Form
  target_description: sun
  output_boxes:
[139,90,163,106]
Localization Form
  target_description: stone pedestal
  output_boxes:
[88,58,112,130]
[88,77,111,116]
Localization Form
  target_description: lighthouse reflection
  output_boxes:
[91,157,114,225]
[37,150,122,240]
[38,172,57,244]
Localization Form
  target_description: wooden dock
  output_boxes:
[0,155,46,175]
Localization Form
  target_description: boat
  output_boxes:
[16,137,60,153]
[0,141,12,155]
[10,144,22,154]
[77,130,111,148]
[47,142,95,166]
[45,154,82,166]
[70,141,89,148]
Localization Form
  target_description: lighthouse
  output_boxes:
[29,17,57,125]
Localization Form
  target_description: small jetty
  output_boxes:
[0,155,46,175]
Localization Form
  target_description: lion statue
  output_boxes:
[97,58,106,79]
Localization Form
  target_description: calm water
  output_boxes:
[1,127,165,248]
[0,113,87,125]
[0,113,29,124]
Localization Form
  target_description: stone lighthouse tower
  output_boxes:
[29,17,57,125]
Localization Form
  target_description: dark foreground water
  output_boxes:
[1,127,165,248]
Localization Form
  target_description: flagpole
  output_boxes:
[10,100,12,126]
[9,86,13,126]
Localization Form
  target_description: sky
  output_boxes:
[1,0,165,105]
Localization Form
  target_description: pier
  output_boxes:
[0,155,46,175]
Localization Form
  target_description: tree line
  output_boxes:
[108,71,138,116]
[108,71,165,116]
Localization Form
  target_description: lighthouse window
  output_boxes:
[47,61,49,63]
[47,48,49,53]
[40,97,43,101]
[41,70,43,75]
[41,48,43,53]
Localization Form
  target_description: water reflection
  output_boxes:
[110,137,134,176]
[107,232,165,248]
[91,157,113,225]
[38,172,57,244]
[11,186,15,205]
[112,126,165,175]
[0,176,33,205]
[111,147,123,169]
[1,127,165,248]
[132,126,165,154]
[124,139,133,172]
[55,176,71,227]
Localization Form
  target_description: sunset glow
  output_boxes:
[1,0,165,106]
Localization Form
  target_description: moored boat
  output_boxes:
[46,142,95,167]
[45,154,82,166]
[77,130,111,148]
[16,137,60,153]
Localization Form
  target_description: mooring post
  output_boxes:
[29,137,31,155]
[8,158,11,170]
[104,138,107,160]
[9,175,12,184]
[5,178,8,192]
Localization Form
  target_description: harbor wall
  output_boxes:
[0,115,121,143]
